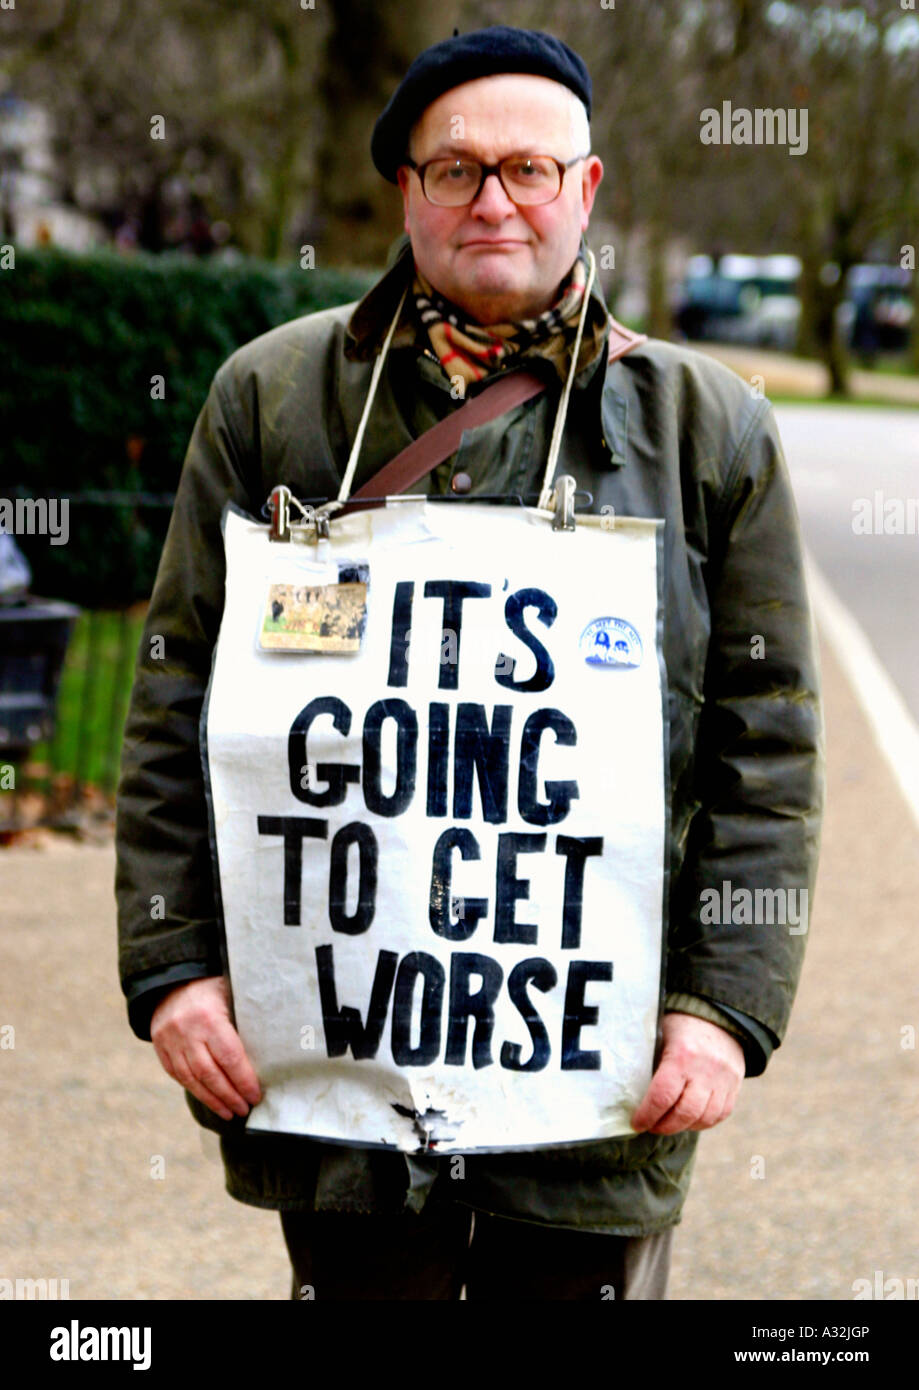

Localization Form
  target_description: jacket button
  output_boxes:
[451,471,472,494]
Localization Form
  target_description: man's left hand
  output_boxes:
[631,1012,745,1135]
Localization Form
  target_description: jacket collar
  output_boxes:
[345,233,633,468]
[346,234,420,360]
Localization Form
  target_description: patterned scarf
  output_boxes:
[413,253,603,394]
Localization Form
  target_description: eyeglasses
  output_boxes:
[404,153,589,207]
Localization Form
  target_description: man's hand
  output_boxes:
[631,1011,745,1136]
[150,976,262,1122]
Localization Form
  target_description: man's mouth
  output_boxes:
[460,239,527,249]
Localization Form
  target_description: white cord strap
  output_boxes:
[536,245,597,512]
[328,283,409,512]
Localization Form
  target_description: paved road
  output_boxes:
[775,405,919,723]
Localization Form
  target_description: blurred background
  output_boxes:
[1,0,918,828]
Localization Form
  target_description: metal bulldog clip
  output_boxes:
[550,473,578,532]
[268,486,330,543]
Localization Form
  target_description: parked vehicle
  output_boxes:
[838,264,913,357]
[675,254,914,359]
[674,254,802,351]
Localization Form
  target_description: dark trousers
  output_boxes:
[280,1204,673,1301]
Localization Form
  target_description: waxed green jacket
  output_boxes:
[115,235,823,1234]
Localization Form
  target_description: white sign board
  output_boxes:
[204,500,667,1153]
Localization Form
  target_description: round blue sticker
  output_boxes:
[579,616,643,668]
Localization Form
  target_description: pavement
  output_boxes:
[695,343,919,405]
[1,628,918,1301]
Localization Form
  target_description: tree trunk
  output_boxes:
[313,2,439,267]
[797,242,850,399]
[645,219,670,341]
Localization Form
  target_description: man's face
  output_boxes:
[396,74,603,326]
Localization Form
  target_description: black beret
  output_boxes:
[371,25,592,183]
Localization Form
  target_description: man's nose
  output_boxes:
[470,172,517,218]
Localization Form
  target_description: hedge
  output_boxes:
[1,246,376,606]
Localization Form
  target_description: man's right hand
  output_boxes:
[150,976,262,1121]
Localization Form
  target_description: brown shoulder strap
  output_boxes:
[343,368,546,511]
[607,314,648,363]
[341,321,646,512]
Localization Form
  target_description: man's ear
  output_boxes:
[580,155,604,229]
[396,165,412,233]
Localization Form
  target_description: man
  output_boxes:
[116,26,823,1300]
